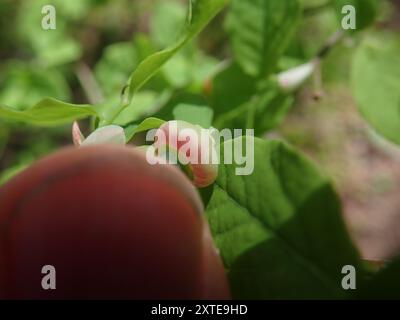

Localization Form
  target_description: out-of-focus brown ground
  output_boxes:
[276,85,400,261]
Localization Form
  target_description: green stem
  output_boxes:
[103,102,128,126]
[101,85,130,126]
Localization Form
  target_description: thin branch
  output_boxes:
[312,61,324,101]
[75,62,104,105]
[317,29,345,59]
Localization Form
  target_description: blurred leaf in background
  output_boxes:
[16,0,87,67]
[333,0,379,31]
[1,1,400,298]
[352,31,400,145]
[226,0,301,77]
[0,61,70,110]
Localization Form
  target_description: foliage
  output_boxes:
[1,0,399,299]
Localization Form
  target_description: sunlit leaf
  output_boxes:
[0,98,98,126]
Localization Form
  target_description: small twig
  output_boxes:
[308,30,345,99]
[312,61,324,101]
[317,30,345,59]
[75,62,104,105]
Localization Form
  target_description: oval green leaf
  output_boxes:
[206,137,363,299]
[0,98,98,126]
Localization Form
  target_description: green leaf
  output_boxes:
[205,137,362,299]
[212,73,293,135]
[134,33,157,62]
[333,0,379,31]
[153,91,210,122]
[52,0,92,20]
[226,0,301,77]
[162,48,219,89]
[173,104,213,128]
[0,62,71,111]
[253,87,294,134]
[95,41,138,98]
[210,63,258,118]
[356,258,400,299]
[32,34,82,68]
[114,91,172,126]
[125,117,165,142]
[352,33,400,145]
[17,0,82,66]
[162,52,194,88]
[150,0,187,48]
[0,98,98,126]
[127,0,228,99]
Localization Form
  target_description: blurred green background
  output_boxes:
[0,0,400,260]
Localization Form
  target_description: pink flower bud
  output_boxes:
[153,120,218,188]
[72,121,84,147]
